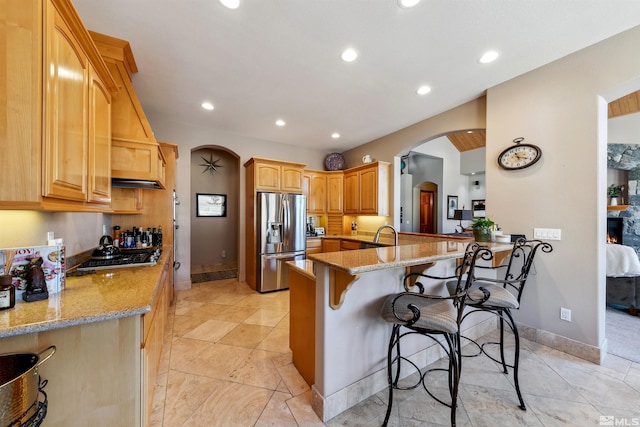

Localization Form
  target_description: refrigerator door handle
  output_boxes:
[282,194,290,248]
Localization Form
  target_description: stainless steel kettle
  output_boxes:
[91,235,121,260]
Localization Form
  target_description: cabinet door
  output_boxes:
[359,167,379,214]
[326,173,343,214]
[43,6,88,201]
[255,163,281,191]
[343,171,359,214]
[87,64,111,204]
[321,239,341,253]
[281,165,303,193]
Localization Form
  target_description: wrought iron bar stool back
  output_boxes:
[380,242,493,427]
[446,238,553,411]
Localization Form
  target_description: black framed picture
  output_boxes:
[447,195,458,219]
[197,193,227,217]
[472,199,486,218]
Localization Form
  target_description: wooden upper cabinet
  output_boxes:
[303,171,327,214]
[244,158,305,193]
[326,172,344,214]
[343,170,359,214]
[0,0,117,211]
[281,165,304,193]
[87,64,112,204]
[43,5,89,202]
[343,161,390,216]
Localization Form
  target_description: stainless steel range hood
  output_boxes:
[111,178,163,190]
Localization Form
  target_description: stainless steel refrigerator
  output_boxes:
[256,192,306,292]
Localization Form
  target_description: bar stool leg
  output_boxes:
[504,309,526,410]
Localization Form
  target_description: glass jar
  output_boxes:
[0,274,15,310]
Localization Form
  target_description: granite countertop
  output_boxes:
[287,259,315,280]
[0,251,171,339]
[307,240,513,275]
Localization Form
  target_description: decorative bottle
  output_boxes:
[0,275,15,310]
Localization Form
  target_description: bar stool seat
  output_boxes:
[447,281,519,309]
[380,243,492,427]
[381,296,459,333]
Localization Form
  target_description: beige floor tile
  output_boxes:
[256,326,290,353]
[171,315,209,337]
[173,342,253,380]
[162,370,224,427]
[286,391,325,427]
[277,362,310,397]
[244,308,288,327]
[159,279,640,427]
[227,349,285,389]
[275,312,290,330]
[182,318,239,342]
[254,391,299,427]
[182,381,274,427]
[208,304,259,323]
[218,323,274,348]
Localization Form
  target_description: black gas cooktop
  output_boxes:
[77,248,161,271]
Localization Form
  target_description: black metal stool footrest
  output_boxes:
[480,341,516,370]
[459,334,483,358]
[390,355,423,391]
[421,367,455,408]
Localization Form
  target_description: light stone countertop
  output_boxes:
[307,239,513,275]
[287,259,315,280]
[0,251,171,339]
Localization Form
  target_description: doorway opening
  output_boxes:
[189,146,240,283]
[418,183,437,233]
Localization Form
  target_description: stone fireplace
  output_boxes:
[607,144,640,255]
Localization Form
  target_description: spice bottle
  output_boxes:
[0,275,15,310]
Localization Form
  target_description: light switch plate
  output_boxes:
[533,227,562,240]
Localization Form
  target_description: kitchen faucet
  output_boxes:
[374,225,398,246]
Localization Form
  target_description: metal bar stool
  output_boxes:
[447,238,553,411]
[380,243,493,427]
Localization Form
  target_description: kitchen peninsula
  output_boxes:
[0,251,173,427]
[292,236,511,422]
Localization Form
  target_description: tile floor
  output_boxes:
[151,279,640,426]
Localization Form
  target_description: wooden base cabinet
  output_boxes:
[141,254,172,426]
[0,0,117,211]
[289,268,315,386]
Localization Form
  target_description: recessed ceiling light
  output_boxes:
[341,48,358,62]
[467,130,473,133]
[479,50,499,64]
[275,119,286,126]
[398,0,420,8]
[416,85,431,95]
[201,101,214,110]
[219,0,240,9]
[332,133,340,139]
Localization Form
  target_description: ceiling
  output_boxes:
[72,0,640,153]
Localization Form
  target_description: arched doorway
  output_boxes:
[189,146,240,283]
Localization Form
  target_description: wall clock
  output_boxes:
[497,137,541,170]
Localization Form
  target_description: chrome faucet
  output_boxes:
[374,225,398,246]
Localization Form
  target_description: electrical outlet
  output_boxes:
[221,250,227,258]
[534,227,562,240]
[560,307,571,322]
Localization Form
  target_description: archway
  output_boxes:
[189,146,241,283]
